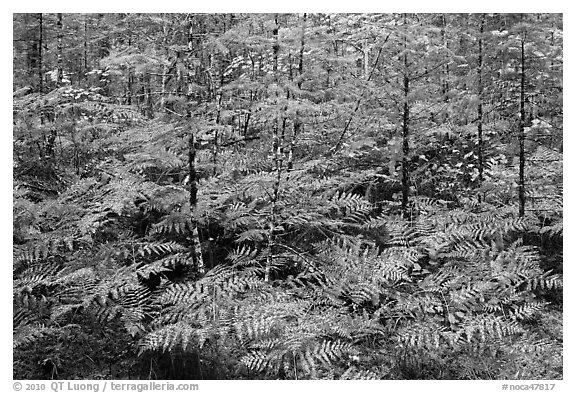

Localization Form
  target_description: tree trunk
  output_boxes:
[518,25,526,217]
[38,13,43,94]
[477,14,485,200]
[184,15,205,276]
[57,13,63,85]
[186,14,195,117]
[441,14,450,105]
[145,72,154,119]
[213,89,222,176]
[364,39,370,80]
[161,60,169,110]
[84,15,89,83]
[289,13,306,173]
[401,15,410,219]
[266,14,281,283]
[188,134,205,276]
[126,66,133,105]
[45,127,57,159]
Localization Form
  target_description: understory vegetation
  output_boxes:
[13,13,562,380]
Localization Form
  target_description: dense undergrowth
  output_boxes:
[13,13,562,380]
[13,111,563,379]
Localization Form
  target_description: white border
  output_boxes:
[3,4,572,391]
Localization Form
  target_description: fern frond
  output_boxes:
[137,253,193,279]
[139,322,197,353]
[340,366,380,380]
[13,324,60,349]
[14,261,62,292]
[150,212,192,235]
[137,241,186,257]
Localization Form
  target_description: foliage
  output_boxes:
[13,13,562,380]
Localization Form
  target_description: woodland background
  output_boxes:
[12,13,563,380]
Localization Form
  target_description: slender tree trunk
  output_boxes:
[477,14,485,200]
[213,89,222,176]
[38,13,43,94]
[441,14,450,105]
[184,15,205,276]
[243,103,252,138]
[56,13,63,85]
[401,15,410,219]
[518,26,526,217]
[45,127,57,158]
[289,13,306,173]
[401,76,410,218]
[186,14,195,117]
[160,19,172,111]
[297,14,306,89]
[84,15,89,83]
[139,74,145,112]
[126,65,133,105]
[208,44,224,176]
[145,72,154,119]
[363,39,370,80]
[266,15,281,283]
[550,30,554,70]
[176,52,184,102]
[242,53,256,138]
[37,13,46,129]
[124,25,133,105]
[161,61,169,109]
[188,134,205,276]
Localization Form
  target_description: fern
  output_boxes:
[13,78,562,379]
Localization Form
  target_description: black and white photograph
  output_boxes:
[12,9,564,383]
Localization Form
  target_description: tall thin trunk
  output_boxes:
[124,28,133,105]
[441,14,450,105]
[297,14,306,90]
[401,15,410,219]
[363,39,369,80]
[176,52,183,100]
[188,134,205,276]
[38,13,43,94]
[213,89,222,176]
[289,13,306,173]
[186,14,195,117]
[242,53,256,138]
[45,127,57,159]
[209,44,224,176]
[126,65,133,105]
[477,14,485,199]
[84,15,88,82]
[266,15,281,283]
[145,72,154,119]
[160,19,172,110]
[184,15,205,275]
[243,102,252,138]
[550,30,555,70]
[56,13,63,85]
[139,74,145,111]
[161,61,169,109]
[518,25,526,217]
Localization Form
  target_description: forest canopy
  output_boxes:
[12,13,562,380]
